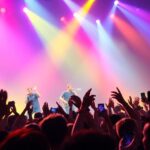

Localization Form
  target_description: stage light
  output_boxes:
[96,19,100,24]
[23,7,28,13]
[73,12,78,17]
[114,0,119,6]
[0,7,6,13]
[110,14,115,19]
[73,12,80,18]
[73,12,84,22]
[60,16,65,22]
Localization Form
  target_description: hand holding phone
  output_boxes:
[98,103,105,112]
[50,107,58,113]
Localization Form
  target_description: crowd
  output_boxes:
[0,87,150,150]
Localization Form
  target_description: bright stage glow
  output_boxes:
[80,0,95,16]
[0,7,6,13]
[24,8,59,46]
[110,14,115,19]
[65,0,95,18]
[104,2,118,33]
[23,7,28,13]
[73,12,78,17]
[63,0,80,12]
[96,19,100,24]
[62,0,95,40]
[60,16,66,22]
[114,0,119,6]
[96,18,145,98]
[73,12,84,22]
[23,5,104,103]
[0,0,149,114]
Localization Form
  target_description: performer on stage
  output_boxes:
[60,84,76,114]
[27,87,41,113]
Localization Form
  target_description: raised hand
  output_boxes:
[111,87,125,105]
[111,87,140,120]
[82,88,96,109]
[6,101,16,116]
[128,96,133,107]
[107,98,114,108]
[69,95,81,109]
[56,101,67,114]
[0,89,8,103]
[68,99,73,108]
[0,89,8,119]
[42,102,50,117]
[91,100,97,111]
[10,102,18,115]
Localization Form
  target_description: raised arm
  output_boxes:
[111,87,139,120]
[72,89,97,134]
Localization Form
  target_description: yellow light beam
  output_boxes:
[79,0,95,17]
[49,0,95,64]
[25,9,59,45]
[66,0,95,35]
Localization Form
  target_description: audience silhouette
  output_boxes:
[0,87,150,150]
